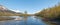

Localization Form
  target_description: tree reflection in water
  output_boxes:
[42,20,60,25]
[24,16,28,25]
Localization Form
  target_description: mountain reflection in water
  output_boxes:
[0,16,47,25]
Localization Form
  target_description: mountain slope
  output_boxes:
[0,5,22,16]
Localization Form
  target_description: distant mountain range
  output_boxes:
[0,5,22,16]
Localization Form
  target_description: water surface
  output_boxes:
[0,16,47,25]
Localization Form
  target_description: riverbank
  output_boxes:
[41,17,60,25]
[0,18,14,21]
[35,3,60,25]
[0,16,15,21]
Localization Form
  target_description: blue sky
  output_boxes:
[0,0,60,14]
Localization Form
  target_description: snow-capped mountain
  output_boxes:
[0,5,22,14]
[0,5,8,11]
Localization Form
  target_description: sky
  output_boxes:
[0,0,60,14]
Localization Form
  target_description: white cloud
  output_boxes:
[9,9,21,13]
[13,10,20,12]
[35,10,41,13]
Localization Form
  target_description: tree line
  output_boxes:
[35,3,60,19]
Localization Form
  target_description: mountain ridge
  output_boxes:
[0,5,22,16]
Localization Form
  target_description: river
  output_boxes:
[0,16,47,25]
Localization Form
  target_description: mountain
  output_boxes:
[0,5,22,16]
[0,5,15,13]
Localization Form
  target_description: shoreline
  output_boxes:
[41,17,60,25]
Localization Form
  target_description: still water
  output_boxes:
[0,16,47,25]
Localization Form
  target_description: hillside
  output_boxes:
[0,5,22,16]
[35,3,60,19]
